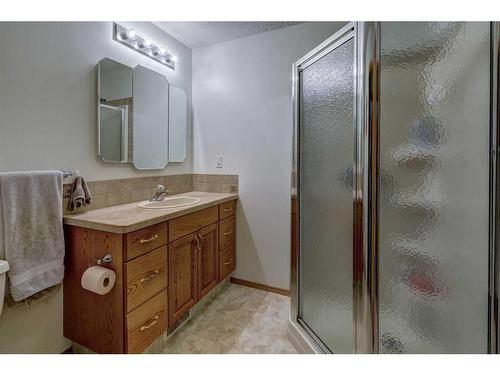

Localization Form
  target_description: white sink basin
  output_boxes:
[137,196,201,209]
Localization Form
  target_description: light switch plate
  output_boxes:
[216,155,223,168]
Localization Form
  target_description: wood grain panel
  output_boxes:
[126,289,168,354]
[218,245,235,282]
[168,233,197,327]
[219,200,236,220]
[63,226,124,353]
[168,206,218,242]
[198,223,218,299]
[124,221,168,261]
[125,246,168,313]
[218,216,235,251]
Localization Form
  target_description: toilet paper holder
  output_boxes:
[89,253,113,267]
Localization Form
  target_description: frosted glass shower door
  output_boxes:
[298,35,355,353]
[379,22,490,353]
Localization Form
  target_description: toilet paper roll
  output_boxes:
[81,266,116,295]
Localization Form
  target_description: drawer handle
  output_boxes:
[140,315,159,331]
[224,231,232,236]
[140,270,159,283]
[224,208,232,212]
[223,258,232,266]
[139,234,159,244]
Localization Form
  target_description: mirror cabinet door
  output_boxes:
[168,85,187,162]
[132,65,169,170]
[97,58,133,163]
[97,58,187,169]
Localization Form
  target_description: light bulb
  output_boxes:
[142,39,153,49]
[157,47,166,56]
[170,55,178,62]
[125,29,137,40]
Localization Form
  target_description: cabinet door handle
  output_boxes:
[140,315,159,331]
[224,231,232,236]
[140,270,159,283]
[224,207,231,212]
[194,233,201,251]
[223,258,232,266]
[139,234,159,244]
[199,233,204,250]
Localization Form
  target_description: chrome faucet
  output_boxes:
[149,184,169,202]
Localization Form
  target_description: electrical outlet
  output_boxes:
[216,155,223,168]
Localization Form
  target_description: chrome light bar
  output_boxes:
[112,22,177,70]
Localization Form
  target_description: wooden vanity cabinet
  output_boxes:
[167,216,219,327]
[168,233,198,324]
[63,226,125,354]
[197,223,218,299]
[63,199,237,354]
[218,202,236,281]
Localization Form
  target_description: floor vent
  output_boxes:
[167,311,191,336]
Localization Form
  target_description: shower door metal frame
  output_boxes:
[290,21,381,354]
[353,21,381,354]
[490,21,500,354]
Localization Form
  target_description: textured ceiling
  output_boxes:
[153,22,302,49]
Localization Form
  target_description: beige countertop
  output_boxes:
[63,191,238,234]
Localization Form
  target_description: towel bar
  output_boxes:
[61,169,76,179]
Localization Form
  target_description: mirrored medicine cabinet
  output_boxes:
[97,58,187,170]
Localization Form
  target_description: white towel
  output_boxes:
[0,170,64,302]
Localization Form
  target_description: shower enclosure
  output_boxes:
[291,22,500,353]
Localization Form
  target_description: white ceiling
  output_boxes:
[153,22,302,49]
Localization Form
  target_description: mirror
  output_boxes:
[132,66,169,169]
[97,58,133,163]
[168,86,187,162]
[97,58,187,170]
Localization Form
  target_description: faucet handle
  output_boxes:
[156,184,166,193]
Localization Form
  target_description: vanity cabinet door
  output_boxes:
[168,233,197,327]
[126,290,167,354]
[197,223,218,299]
[219,245,235,282]
[219,216,235,251]
[125,246,168,313]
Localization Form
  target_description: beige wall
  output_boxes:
[0,22,193,181]
[192,22,347,290]
[0,22,192,353]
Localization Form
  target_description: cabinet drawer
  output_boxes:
[126,290,167,354]
[125,246,168,312]
[219,245,235,281]
[219,200,235,220]
[169,206,218,242]
[125,222,168,261]
[219,216,235,251]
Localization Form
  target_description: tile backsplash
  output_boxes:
[63,173,238,214]
[192,174,238,194]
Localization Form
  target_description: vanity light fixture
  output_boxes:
[112,22,177,70]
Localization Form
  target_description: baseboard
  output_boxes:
[230,277,290,296]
